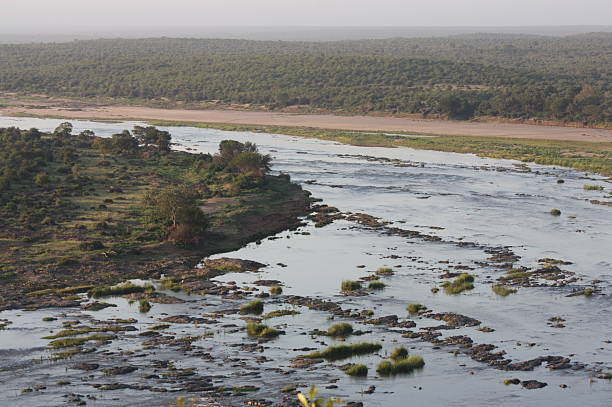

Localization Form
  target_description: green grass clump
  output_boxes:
[48,334,115,349]
[149,324,171,331]
[269,285,283,295]
[442,273,475,294]
[245,322,279,338]
[376,267,395,276]
[550,208,562,216]
[390,346,409,361]
[302,342,382,361]
[42,317,57,322]
[138,299,151,313]
[377,355,425,376]
[492,284,517,296]
[345,364,368,377]
[262,309,300,319]
[431,287,440,293]
[27,285,94,297]
[406,303,427,314]
[368,281,386,290]
[88,282,152,299]
[327,322,353,337]
[240,299,264,315]
[340,280,362,291]
[159,277,181,292]
[583,185,604,191]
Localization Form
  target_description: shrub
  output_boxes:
[139,299,151,313]
[88,282,151,299]
[345,364,368,377]
[302,342,382,361]
[270,285,283,295]
[327,322,353,337]
[390,346,408,361]
[492,284,517,296]
[550,208,562,216]
[368,281,386,290]
[377,355,425,376]
[406,303,426,314]
[246,322,279,338]
[340,280,361,291]
[376,267,395,276]
[442,273,475,294]
[240,299,264,315]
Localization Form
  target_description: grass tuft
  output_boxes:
[240,299,264,315]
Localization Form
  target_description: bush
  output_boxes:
[550,208,562,216]
[442,273,475,294]
[492,284,517,296]
[376,267,394,276]
[138,299,151,313]
[390,346,408,361]
[345,364,368,377]
[340,280,361,291]
[368,281,386,290]
[240,299,264,315]
[246,322,279,338]
[269,285,283,295]
[327,322,353,337]
[406,303,426,314]
[302,342,382,361]
[377,355,425,376]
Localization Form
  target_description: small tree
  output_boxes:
[53,122,73,138]
[143,184,201,228]
[229,151,271,177]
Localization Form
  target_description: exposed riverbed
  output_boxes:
[1,116,611,407]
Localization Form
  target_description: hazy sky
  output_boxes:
[2,0,611,33]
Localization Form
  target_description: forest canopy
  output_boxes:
[0,34,610,124]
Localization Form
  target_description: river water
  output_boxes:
[0,117,611,407]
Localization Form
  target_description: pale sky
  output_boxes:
[2,0,611,33]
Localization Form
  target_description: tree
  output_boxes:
[229,152,271,177]
[53,122,73,138]
[143,184,201,227]
[216,140,259,165]
[132,126,172,153]
[110,130,139,155]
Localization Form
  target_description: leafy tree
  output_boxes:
[132,126,172,153]
[229,152,271,176]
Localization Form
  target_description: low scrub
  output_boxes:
[262,309,300,319]
[302,342,382,361]
[377,355,425,376]
[88,282,152,299]
[345,364,368,377]
[492,284,517,296]
[240,299,264,315]
[327,322,353,337]
[368,281,386,290]
[442,273,475,294]
[245,322,279,338]
[406,303,426,314]
[340,280,362,291]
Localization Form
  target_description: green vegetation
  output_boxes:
[492,284,518,296]
[302,342,382,361]
[345,364,368,377]
[368,281,386,290]
[245,322,279,338]
[138,298,151,313]
[1,35,611,124]
[88,282,151,299]
[240,299,264,315]
[262,309,300,319]
[376,267,395,276]
[340,280,362,291]
[0,124,305,310]
[377,355,425,376]
[406,303,427,314]
[159,277,182,292]
[269,285,283,295]
[442,273,475,294]
[583,185,605,191]
[48,334,115,349]
[390,346,409,361]
[550,209,562,216]
[327,322,354,337]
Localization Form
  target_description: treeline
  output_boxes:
[0,35,610,123]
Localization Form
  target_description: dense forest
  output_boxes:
[0,34,610,123]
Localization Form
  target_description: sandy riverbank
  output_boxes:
[2,99,612,142]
